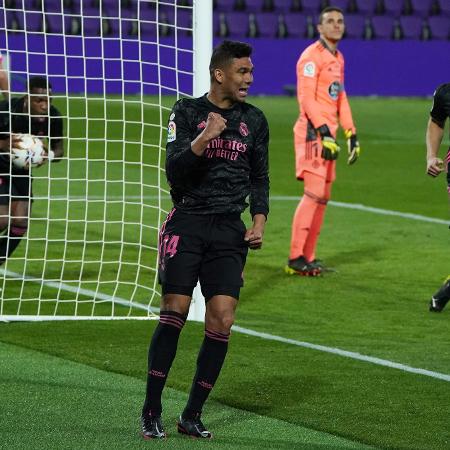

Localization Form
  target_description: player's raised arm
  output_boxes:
[191,112,226,156]
[165,100,208,186]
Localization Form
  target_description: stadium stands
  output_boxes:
[371,15,396,38]
[14,11,43,32]
[244,0,269,12]
[283,13,308,37]
[215,0,238,12]
[272,0,297,13]
[427,15,450,39]
[225,12,250,37]
[409,0,435,18]
[344,14,369,38]
[1,0,448,40]
[439,0,450,17]
[354,0,379,15]
[399,15,425,39]
[330,0,352,13]
[382,0,406,17]
[301,0,322,15]
[255,12,282,37]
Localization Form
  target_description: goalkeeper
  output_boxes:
[0,76,63,264]
[286,6,361,277]
[425,82,450,312]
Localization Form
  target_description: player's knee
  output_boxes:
[161,293,191,317]
[304,172,329,200]
[304,189,328,205]
[206,309,235,333]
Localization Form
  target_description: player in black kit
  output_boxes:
[425,83,450,312]
[0,76,64,264]
[141,41,269,439]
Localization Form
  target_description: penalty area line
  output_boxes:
[271,196,450,226]
[43,195,449,226]
[232,325,450,383]
[2,269,449,383]
[0,268,159,321]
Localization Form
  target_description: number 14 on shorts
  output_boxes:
[160,234,180,261]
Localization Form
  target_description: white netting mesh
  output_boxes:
[0,0,198,320]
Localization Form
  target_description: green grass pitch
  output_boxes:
[0,95,449,449]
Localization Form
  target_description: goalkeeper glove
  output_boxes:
[344,130,360,165]
[316,124,340,161]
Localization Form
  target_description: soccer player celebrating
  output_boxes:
[140,40,269,439]
[0,76,64,264]
[286,6,360,276]
[426,82,450,312]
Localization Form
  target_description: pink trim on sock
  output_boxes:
[159,316,185,329]
[205,329,230,343]
[159,312,186,330]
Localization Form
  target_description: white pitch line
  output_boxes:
[231,326,450,383]
[39,195,449,226]
[1,269,449,383]
[0,269,159,320]
[271,196,450,226]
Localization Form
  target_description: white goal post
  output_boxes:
[0,0,212,322]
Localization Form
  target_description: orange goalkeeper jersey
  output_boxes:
[293,40,355,140]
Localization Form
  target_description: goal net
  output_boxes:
[0,0,211,321]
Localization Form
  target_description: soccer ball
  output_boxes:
[11,134,46,169]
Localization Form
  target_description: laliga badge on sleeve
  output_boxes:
[303,61,315,77]
[167,121,176,143]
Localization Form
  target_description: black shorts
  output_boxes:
[0,170,32,205]
[158,208,249,300]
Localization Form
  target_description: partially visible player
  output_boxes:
[426,82,450,312]
[140,40,269,439]
[0,76,64,265]
[286,6,361,277]
[0,54,9,102]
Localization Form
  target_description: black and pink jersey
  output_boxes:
[165,94,269,217]
[430,83,450,130]
[430,83,450,189]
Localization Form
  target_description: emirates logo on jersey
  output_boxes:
[239,122,249,137]
[197,121,206,129]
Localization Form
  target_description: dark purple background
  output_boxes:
[1,34,448,97]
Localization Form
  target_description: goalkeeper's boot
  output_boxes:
[141,414,167,439]
[285,256,322,277]
[177,412,212,439]
[429,277,450,313]
[310,259,337,273]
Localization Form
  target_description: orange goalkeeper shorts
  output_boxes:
[294,132,336,182]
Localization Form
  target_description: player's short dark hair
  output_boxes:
[209,40,252,81]
[318,6,344,24]
[28,76,52,93]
